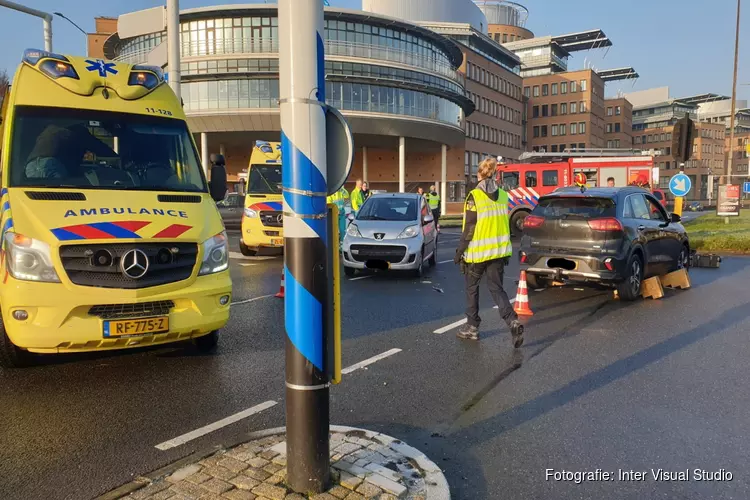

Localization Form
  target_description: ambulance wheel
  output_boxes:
[511,211,529,236]
[344,266,356,277]
[193,331,219,353]
[239,241,257,257]
[526,273,550,290]
[0,315,33,369]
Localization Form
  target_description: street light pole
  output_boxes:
[278,0,330,493]
[0,0,53,51]
[166,0,182,102]
[54,12,87,56]
[726,0,741,223]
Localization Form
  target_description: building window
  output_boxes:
[533,126,540,138]
[524,86,530,97]
[580,101,586,113]
[635,136,641,144]
[570,102,577,114]
[615,123,621,133]
[542,170,559,186]
[533,105,539,118]
[660,133,666,141]
[607,107,613,116]
[571,123,578,135]
[666,161,671,169]
[560,124,566,136]
[607,140,613,148]
[551,145,558,152]
[551,83,558,95]
[542,105,549,117]
[614,139,620,147]
[615,106,621,115]
[552,125,559,136]
[579,122,586,134]
[579,143,585,149]
[542,84,549,96]
[570,80,577,93]
[606,124,613,133]
[551,104,558,116]
[541,125,548,137]
[560,103,567,115]
[503,33,508,43]
[561,82,568,94]
[533,85,540,97]
[647,135,652,143]
[580,80,587,91]
[666,147,671,155]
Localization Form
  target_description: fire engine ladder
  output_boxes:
[518,148,659,162]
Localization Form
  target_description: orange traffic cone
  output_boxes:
[513,271,534,317]
[275,269,285,298]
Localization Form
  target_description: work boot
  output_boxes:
[510,320,524,348]
[457,324,479,340]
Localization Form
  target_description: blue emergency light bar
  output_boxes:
[23,48,69,66]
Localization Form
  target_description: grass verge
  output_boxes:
[684,210,750,253]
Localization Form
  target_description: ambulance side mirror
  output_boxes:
[209,153,228,202]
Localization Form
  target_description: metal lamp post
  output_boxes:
[0,0,53,51]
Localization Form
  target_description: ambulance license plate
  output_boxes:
[103,317,169,337]
[271,238,283,246]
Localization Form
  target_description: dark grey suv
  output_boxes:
[519,187,690,301]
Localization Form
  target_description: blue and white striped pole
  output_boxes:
[278,0,330,493]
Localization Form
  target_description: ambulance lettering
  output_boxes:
[64,208,189,218]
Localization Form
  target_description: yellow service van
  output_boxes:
[239,141,283,256]
[0,49,231,367]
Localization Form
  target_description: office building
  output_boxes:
[603,97,633,149]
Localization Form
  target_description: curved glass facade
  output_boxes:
[181,79,462,128]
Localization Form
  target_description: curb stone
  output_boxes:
[101,425,450,500]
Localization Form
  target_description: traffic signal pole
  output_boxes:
[278,0,331,493]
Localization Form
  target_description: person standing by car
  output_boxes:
[361,181,371,202]
[426,185,441,231]
[607,177,615,187]
[351,179,365,214]
[327,185,349,246]
[454,158,524,346]
[417,186,425,198]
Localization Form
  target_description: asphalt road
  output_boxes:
[1,228,748,500]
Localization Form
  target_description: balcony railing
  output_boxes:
[115,38,464,84]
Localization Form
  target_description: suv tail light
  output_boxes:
[523,215,545,229]
[588,218,623,231]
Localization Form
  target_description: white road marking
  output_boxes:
[432,298,515,334]
[239,263,257,267]
[229,252,276,261]
[342,348,402,375]
[155,400,278,451]
[349,275,374,281]
[231,294,275,306]
[438,259,454,264]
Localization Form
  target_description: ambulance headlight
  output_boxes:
[128,71,159,90]
[39,60,79,80]
[5,233,61,283]
[199,231,229,275]
[244,208,258,218]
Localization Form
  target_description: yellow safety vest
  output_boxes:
[426,192,440,210]
[462,188,512,263]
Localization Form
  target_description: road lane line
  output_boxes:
[231,294,275,306]
[239,263,257,267]
[229,252,276,261]
[342,348,402,374]
[433,298,515,334]
[349,275,374,281]
[155,400,278,451]
[438,259,454,264]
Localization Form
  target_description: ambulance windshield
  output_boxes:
[9,106,207,193]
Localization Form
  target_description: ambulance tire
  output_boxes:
[239,241,257,257]
[193,330,219,353]
[0,315,33,369]
[511,210,529,236]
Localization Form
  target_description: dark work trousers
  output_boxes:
[431,208,440,228]
[465,258,517,328]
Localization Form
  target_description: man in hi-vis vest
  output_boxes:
[453,157,523,346]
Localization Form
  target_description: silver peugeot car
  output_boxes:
[342,193,438,277]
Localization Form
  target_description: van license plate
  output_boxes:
[271,238,283,246]
[103,317,169,337]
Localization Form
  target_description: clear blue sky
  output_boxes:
[1,0,747,101]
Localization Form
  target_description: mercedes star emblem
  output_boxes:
[120,249,149,279]
[276,213,283,224]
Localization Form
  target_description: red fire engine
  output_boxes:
[495,150,664,232]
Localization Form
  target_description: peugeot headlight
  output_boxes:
[4,233,61,282]
[397,225,419,239]
[199,231,229,275]
[346,223,362,238]
[244,208,258,218]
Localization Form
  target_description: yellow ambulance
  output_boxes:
[239,140,283,256]
[0,49,231,367]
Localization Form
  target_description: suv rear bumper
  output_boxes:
[522,252,627,284]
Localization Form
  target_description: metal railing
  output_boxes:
[113,49,152,64]
[114,38,464,84]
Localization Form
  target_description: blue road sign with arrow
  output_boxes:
[743,182,750,194]
[669,173,692,197]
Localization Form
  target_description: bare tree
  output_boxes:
[0,69,9,106]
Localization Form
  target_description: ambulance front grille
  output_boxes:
[59,243,198,289]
